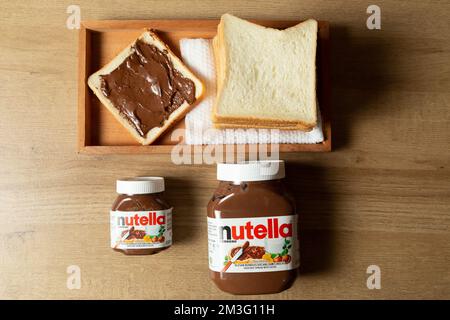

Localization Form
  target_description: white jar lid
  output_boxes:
[116,177,165,194]
[217,160,285,182]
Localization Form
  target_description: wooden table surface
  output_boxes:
[0,0,449,300]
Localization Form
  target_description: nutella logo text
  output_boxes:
[117,212,165,227]
[220,218,292,241]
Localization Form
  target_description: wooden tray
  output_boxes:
[78,20,331,154]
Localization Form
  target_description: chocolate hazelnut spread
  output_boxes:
[110,177,172,255]
[207,161,299,295]
[100,36,196,137]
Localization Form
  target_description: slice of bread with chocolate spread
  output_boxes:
[88,30,204,145]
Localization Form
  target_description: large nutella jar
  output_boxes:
[207,161,299,295]
[110,177,172,255]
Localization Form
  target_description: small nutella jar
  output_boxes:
[207,161,299,295]
[110,177,172,255]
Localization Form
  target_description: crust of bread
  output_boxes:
[212,115,316,128]
[211,20,224,124]
[212,116,315,129]
[213,121,314,131]
[211,25,225,124]
[88,30,204,145]
[212,16,317,130]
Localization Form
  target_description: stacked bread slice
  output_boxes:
[212,14,318,131]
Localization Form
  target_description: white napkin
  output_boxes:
[179,38,324,145]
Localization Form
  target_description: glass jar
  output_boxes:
[110,177,172,255]
[207,160,299,294]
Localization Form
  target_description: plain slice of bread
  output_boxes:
[212,14,318,130]
[88,30,204,145]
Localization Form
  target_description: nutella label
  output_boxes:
[208,214,299,273]
[110,209,172,249]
